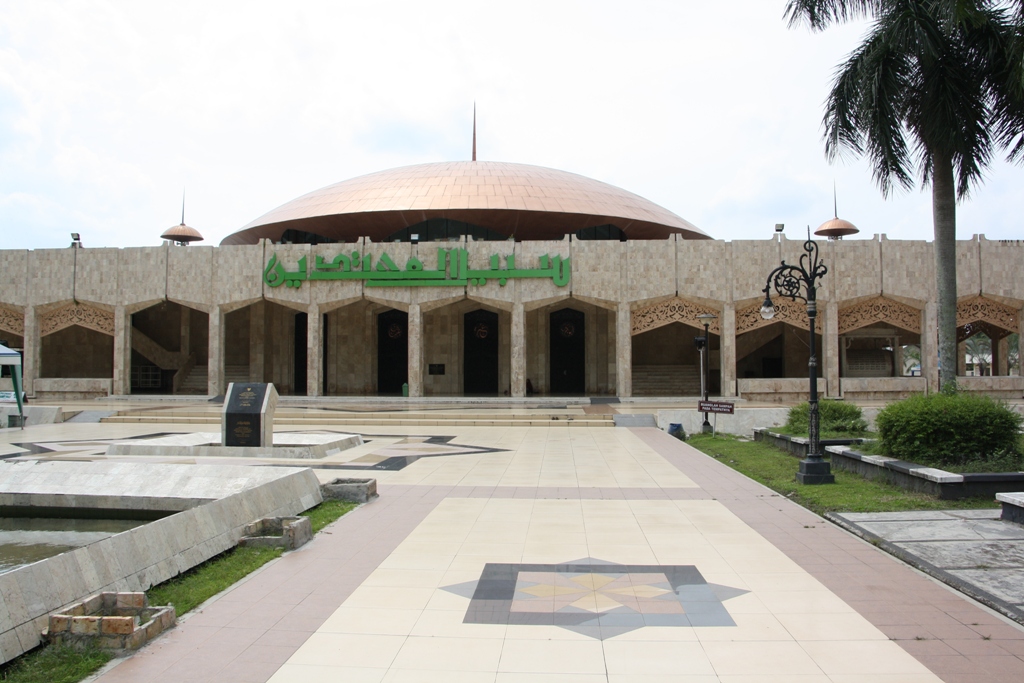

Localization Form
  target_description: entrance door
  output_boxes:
[550,308,585,394]
[464,309,499,395]
[377,309,408,394]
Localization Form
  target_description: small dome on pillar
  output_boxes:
[161,223,204,244]
[814,217,859,239]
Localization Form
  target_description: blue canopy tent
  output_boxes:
[0,343,24,429]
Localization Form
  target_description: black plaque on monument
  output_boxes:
[222,382,277,447]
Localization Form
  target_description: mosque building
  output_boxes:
[0,154,1021,403]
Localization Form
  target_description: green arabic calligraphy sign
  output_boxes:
[264,248,571,288]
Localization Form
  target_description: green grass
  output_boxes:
[0,498,359,683]
[147,546,285,614]
[0,646,111,683]
[687,433,997,516]
[303,499,358,533]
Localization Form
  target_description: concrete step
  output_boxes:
[632,365,702,396]
[99,415,613,427]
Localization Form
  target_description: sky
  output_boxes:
[1,0,1021,250]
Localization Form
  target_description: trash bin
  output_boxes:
[667,423,685,441]
[402,382,409,397]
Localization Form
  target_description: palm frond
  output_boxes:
[784,0,884,29]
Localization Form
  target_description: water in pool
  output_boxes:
[0,517,145,574]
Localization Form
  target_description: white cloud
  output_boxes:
[0,0,1021,249]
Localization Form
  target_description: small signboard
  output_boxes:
[697,401,735,415]
[222,382,278,447]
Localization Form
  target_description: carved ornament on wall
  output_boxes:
[40,303,115,337]
[736,299,808,334]
[0,307,24,336]
[838,297,921,335]
[957,296,1019,335]
[631,298,721,336]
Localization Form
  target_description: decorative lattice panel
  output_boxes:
[40,303,115,337]
[631,298,720,336]
[838,297,921,335]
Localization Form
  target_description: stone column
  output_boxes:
[957,341,967,376]
[721,303,736,397]
[208,306,224,396]
[1018,310,1024,376]
[112,305,131,395]
[249,301,264,382]
[923,302,939,392]
[824,300,840,397]
[615,302,632,398]
[408,303,423,397]
[511,302,525,397]
[306,303,322,397]
[22,306,39,398]
[994,336,1007,376]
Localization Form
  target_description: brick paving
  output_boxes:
[87,426,1024,682]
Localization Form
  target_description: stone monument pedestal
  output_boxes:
[222,383,277,447]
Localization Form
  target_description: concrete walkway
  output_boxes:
[832,510,1024,626]
[54,424,1020,683]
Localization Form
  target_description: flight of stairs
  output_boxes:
[631,364,702,396]
[175,365,249,394]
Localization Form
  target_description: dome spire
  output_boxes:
[161,187,204,245]
[472,102,477,161]
[814,182,859,240]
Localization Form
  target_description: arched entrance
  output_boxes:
[464,309,499,394]
[550,308,585,394]
[377,309,408,395]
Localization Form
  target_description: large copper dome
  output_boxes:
[222,161,709,244]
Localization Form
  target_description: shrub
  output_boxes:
[875,393,1023,468]
[785,399,868,435]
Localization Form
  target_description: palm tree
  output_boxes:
[964,333,992,374]
[901,343,922,375]
[784,1,1024,391]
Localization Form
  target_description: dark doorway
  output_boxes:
[550,308,586,394]
[294,312,307,395]
[464,309,499,395]
[377,309,408,394]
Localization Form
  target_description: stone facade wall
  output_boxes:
[325,302,377,395]
[3,235,1021,399]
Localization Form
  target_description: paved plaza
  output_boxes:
[3,401,1024,682]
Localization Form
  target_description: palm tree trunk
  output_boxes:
[932,149,958,391]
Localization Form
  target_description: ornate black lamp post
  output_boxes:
[694,313,717,433]
[760,233,834,484]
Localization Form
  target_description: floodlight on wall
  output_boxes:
[774,224,784,233]
[70,233,82,248]
[410,233,420,244]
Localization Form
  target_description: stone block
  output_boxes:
[48,615,71,634]
[126,629,146,650]
[100,617,135,636]
[115,592,146,610]
[70,616,101,636]
[143,617,162,640]
[97,635,124,650]
[321,477,377,503]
